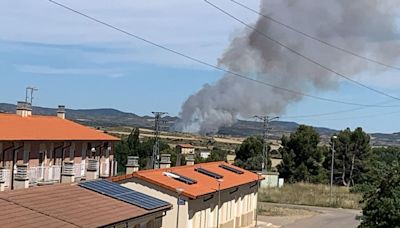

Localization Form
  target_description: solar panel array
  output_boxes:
[79,179,169,210]
[219,164,244,174]
[169,172,198,185]
[195,167,223,179]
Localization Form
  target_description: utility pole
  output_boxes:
[254,115,279,174]
[151,111,167,169]
[25,86,38,105]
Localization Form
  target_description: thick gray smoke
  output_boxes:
[176,0,400,133]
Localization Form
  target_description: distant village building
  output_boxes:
[176,144,195,155]
[176,144,195,166]
[0,179,171,227]
[226,154,236,164]
[199,151,211,159]
[0,101,119,190]
[112,161,261,228]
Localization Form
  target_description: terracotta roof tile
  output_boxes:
[112,162,262,199]
[176,144,194,148]
[0,113,118,141]
[0,183,171,227]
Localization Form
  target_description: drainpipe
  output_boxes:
[60,142,72,181]
[11,143,24,190]
[52,144,64,166]
[1,144,14,167]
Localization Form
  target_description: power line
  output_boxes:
[280,99,398,119]
[203,0,400,102]
[48,0,399,108]
[285,109,400,122]
[229,0,400,72]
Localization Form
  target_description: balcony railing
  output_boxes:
[28,165,61,184]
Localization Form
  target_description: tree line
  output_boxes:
[114,128,229,173]
[234,124,400,227]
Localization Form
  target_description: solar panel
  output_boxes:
[195,167,223,179]
[219,164,244,174]
[79,179,169,210]
[169,172,197,185]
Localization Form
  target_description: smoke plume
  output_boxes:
[176,0,400,134]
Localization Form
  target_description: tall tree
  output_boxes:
[127,127,140,152]
[277,125,326,183]
[234,136,270,171]
[325,127,371,187]
[359,157,400,227]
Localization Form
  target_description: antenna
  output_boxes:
[25,86,38,105]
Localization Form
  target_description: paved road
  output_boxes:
[258,203,361,228]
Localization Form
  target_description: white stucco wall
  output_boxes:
[122,179,258,228]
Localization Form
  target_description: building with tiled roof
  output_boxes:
[112,161,261,228]
[0,180,171,228]
[0,102,119,191]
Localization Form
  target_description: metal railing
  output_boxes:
[28,165,61,183]
[2,169,11,187]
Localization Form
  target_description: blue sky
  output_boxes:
[1,0,400,133]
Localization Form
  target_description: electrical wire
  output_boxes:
[48,0,400,108]
[230,0,400,72]
[204,0,400,102]
[279,99,398,119]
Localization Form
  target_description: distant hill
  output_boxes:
[0,103,398,146]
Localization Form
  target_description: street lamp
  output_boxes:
[330,135,338,204]
[216,179,223,228]
[91,147,96,158]
[176,188,184,228]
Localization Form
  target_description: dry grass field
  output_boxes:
[259,183,362,209]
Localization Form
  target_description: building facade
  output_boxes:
[176,144,195,155]
[0,102,119,190]
[112,162,260,228]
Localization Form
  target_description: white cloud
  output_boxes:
[16,64,124,78]
[0,0,259,67]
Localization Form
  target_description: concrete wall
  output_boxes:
[122,179,258,228]
[122,179,189,228]
[260,172,279,188]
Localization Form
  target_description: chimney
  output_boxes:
[126,156,139,174]
[61,161,75,183]
[160,154,171,169]
[57,105,66,119]
[186,154,195,166]
[86,159,99,180]
[14,164,29,189]
[16,101,32,117]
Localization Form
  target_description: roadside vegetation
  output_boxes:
[257,202,319,217]
[258,183,362,209]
